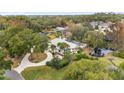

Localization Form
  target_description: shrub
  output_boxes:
[74,53,82,61]
[74,52,98,61]
[60,60,70,67]
[46,57,62,69]
[74,53,89,61]
[0,50,4,60]
[113,51,124,58]
[46,54,72,69]
[89,57,98,60]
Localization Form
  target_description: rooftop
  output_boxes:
[50,38,78,49]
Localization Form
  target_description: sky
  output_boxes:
[0,0,124,15]
[0,12,95,15]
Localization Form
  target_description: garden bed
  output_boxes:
[29,53,47,63]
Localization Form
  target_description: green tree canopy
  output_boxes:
[0,27,48,57]
[63,60,112,80]
[68,23,88,42]
[0,49,13,80]
[84,31,106,48]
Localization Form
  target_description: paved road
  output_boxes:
[5,70,24,80]
[14,51,53,73]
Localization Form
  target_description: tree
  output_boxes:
[57,42,70,53]
[68,23,88,42]
[84,31,106,48]
[106,22,124,50]
[117,62,124,79]
[33,34,48,53]
[0,60,13,70]
[91,13,122,22]
[0,49,13,70]
[0,50,4,60]
[0,27,23,48]
[0,16,7,30]
[109,62,124,80]
[8,16,31,29]
[46,57,62,69]
[0,51,5,80]
[0,69,6,80]
[46,50,72,69]
[62,50,73,65]
[0,27,48,57]
[0,50,13,80]
[63,60,111,80]
[7,29,48,57]
[0,49,13,80]
[50,44,56,55]
[28,20,44,32]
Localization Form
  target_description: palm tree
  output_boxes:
[57,42,70,53]
[50,44,56,55]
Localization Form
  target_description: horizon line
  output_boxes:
[0,12,123,16]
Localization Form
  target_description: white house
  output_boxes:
[56,26,68,31]
[50,37,87,54]
[50,38,77,53]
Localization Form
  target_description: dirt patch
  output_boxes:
[3,53,21,68]
[83,47,92,54]
[11,58,21,68]
[29,53,47,63]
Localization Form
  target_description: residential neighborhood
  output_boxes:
[0,13,124,80]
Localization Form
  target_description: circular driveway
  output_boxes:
[14,51,53,73]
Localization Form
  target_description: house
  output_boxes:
[55,26,70,37]
[90,21,113,32]
[50,37,78,53]
[56,26,68,32]
[90,21,99,29]
[98,22,113,32]
[50,37,86,54]
[63,31,72,37]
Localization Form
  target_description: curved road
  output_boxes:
[5,51,53,80]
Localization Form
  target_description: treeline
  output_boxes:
[0,13,123,31]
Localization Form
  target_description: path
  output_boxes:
[5,70,24,80]
[14,51,53,73]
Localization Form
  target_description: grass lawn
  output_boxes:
[21,66,66,80]
[98,53,124,66]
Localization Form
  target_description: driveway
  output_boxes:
[14,51,53,73]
